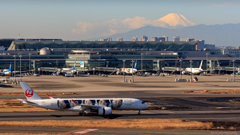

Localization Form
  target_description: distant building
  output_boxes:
[0,46,5,51]
[141,35,148,41]
[117,37,123,41]
[152,36,166,42]
[16,39,62,42]
[100,39,107,41]
[132,37,138,41]
[173,36,180,42]
[162,36,168,41]
[204,44,215,49]
[195,40,205,51]
[181,37,195,42]
[100,38,112,41]
[0,39,15,50]
[235,46,240,49]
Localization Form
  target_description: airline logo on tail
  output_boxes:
[25,89,33,97]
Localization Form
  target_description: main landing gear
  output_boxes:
[79,112,89,116]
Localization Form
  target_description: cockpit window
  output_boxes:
[142,102,145,104]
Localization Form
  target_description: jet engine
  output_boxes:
[98,107,112,115]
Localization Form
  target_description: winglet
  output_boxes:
[46,94,54,99]
[72,99,79,105]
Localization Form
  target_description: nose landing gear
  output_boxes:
[138,110,142,115]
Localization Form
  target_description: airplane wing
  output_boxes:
[17,98,36,105]
[81,104,101,109]
[0,78,15,81]
[0,77,26,81]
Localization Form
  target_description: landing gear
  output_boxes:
[79,112,90,116]
[138,110,142,115]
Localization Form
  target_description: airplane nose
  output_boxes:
[144,104,148,109]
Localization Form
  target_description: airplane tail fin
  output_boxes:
[73,61,76,69]
[199,60,203,69]
[20,82,42,101]
[134,60,137,69]
[217,61,220,67]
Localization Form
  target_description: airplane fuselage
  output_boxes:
[61,69,76,74]
[183,68,203,75]
[121,68,137,74]
[22,98,147,111]
[3,70,11,75]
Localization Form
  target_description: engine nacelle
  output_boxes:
[98,107,112,115]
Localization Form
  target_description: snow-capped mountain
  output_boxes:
[159,13,196,28]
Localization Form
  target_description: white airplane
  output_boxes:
[61,61,77,74]
[121,60,138,74]
[182,60,203,75]
[1,63,12,76]
[17,82,148,115]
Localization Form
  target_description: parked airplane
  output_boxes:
[182,60,203,75]
[61,61,77,74]
[18,82,148,115]
[121,60,137,74]
[1,63,12,76]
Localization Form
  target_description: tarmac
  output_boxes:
[1,127,234,135]
[1,74,240,92]
[1,110,240,122]
[1,74,240,134]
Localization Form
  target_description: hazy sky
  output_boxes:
[1,0,240,40]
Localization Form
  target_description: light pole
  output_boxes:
[190,60,193,81]
[123,60,125,82]
[132,60,134,83]
[141,53,143,71]
[233,60,235,82]
[180,59,182,79]
[13,55,16,82]
[19,55,22,82]
[206,53,209,73]
[29,53,31,75]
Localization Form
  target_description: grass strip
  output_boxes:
[0,108,56,112]
[0,119,213,130]
[0,133,61,135]
[184,90,240,94]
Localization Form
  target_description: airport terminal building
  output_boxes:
[1,40,240,73]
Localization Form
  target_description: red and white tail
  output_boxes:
[20,82,42,101]
[199,60,203,69]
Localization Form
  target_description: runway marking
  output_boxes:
[74,129,98,134]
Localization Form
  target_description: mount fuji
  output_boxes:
[88,13,240,46]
